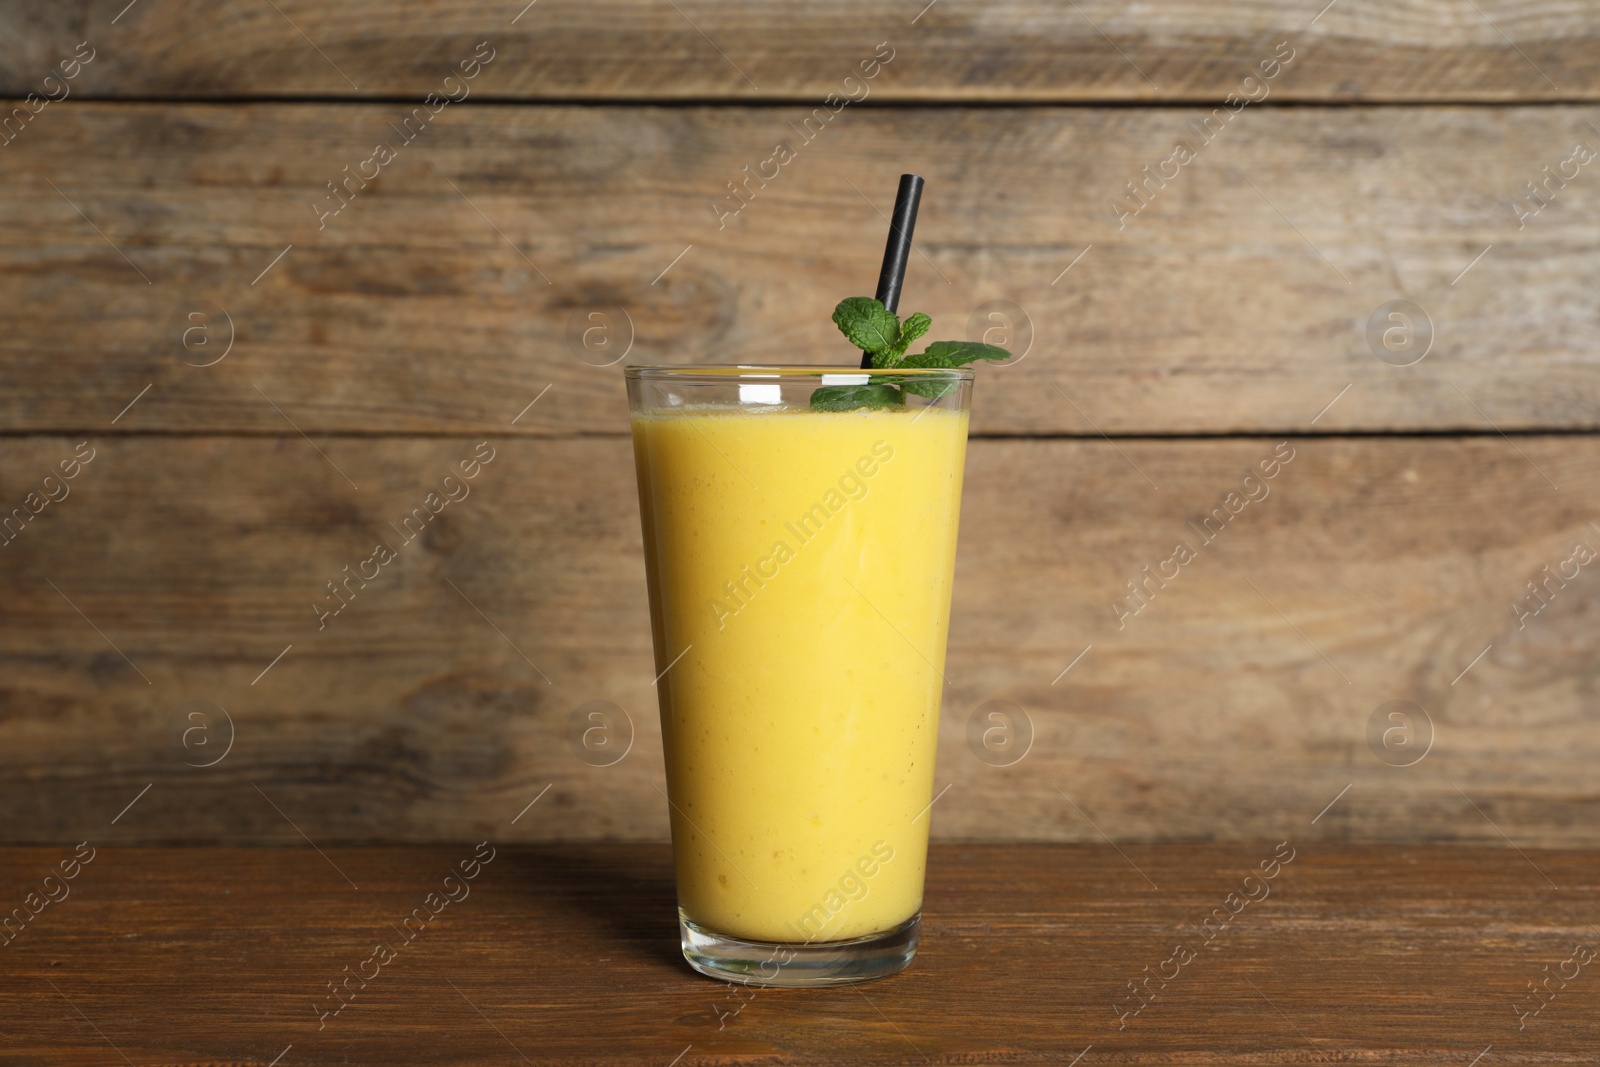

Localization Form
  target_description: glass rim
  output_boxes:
[624,364,975,381]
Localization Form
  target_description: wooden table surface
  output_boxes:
[3,844,1596,1065]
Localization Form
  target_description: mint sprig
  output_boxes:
[813,297,1010,410]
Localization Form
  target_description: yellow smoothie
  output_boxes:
[632,404,968,943]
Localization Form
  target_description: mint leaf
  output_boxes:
[884,312,931,363]
[900,377,958,400]
[832,297,900,359]
[901,340,1011,367]
[898,313,931,347]
[808,384,906,411]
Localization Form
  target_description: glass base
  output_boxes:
[680,911,920,987]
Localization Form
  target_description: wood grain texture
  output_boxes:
[4,433,1598,846]
[1,845,1597,1064]
[2,0,1598,101]
[4,104,1600,436]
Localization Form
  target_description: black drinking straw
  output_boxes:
[861,173,925,369]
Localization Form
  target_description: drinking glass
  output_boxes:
[627,366,972,985]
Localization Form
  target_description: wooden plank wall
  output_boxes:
[2,1,1598,846]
